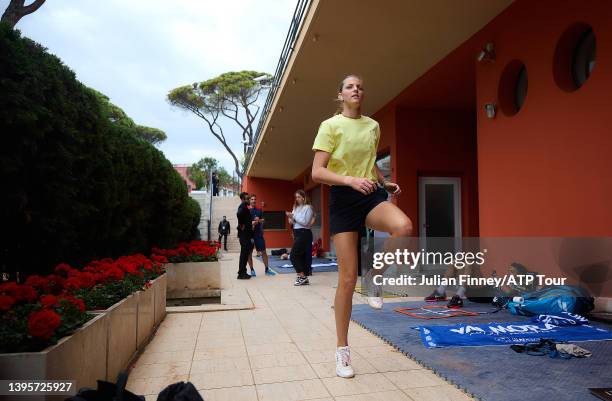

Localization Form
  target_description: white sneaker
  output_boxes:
[335,346,355,378]
[367,296,383,310]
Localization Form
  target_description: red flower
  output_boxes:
[28,309,61,339]
[78,272,97,288]
[25,275,47,290]
[72,298,86,312]
[54,263,75,277]
[61,296,85,313]
[44,275,66,295]
[64,277,81,290]
[0,282,38,302]
[40,295,59,309]
[0,295,16,311]
[151,255,168,264]
[102,267,125,282]
[0,282,18,295]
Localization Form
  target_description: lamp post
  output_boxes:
[207,169,213,240]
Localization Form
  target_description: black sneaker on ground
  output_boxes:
[294,276,309,286]
[424,292,447,302]
[447,295,464,309]
[237,274,252,280]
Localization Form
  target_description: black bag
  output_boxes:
[156,381,203,401]
[64,372,145,401]
[271,248,288,256]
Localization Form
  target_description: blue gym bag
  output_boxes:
[507,285,594,316]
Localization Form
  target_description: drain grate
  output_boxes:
[166,297,221,306]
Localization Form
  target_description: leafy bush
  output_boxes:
[0,24,200,277]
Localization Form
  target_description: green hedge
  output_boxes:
[0,24,200,277]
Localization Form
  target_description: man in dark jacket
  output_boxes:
[236,192,253,279]
[218,216,230,251]
[212,171,220,196]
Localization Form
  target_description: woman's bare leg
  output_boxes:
[363,202,413,294]
[333,231,359,347]
[365,201,413,237]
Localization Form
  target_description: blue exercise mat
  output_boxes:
[418,320,612,348]
[351,301,612,401]
[265,255,338,274]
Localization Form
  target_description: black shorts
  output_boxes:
[329,185,388,235]
[253,235,266,252]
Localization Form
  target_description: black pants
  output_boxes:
[290,228,312,275]
[219,233,228,250]
[238,233,254,276]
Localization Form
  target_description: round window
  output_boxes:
[554,23,596,91]
[572,28,596,88]
[515,65,528,112]
[498,60,528,116]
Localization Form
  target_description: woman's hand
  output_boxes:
[347,176,376,194]
[285,211,293,218]
[383,181,401,195]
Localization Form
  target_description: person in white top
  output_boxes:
[286,190,314,286]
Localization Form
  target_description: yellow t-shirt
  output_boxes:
[312,114,380,182]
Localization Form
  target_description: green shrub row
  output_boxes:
[0,24,200,277]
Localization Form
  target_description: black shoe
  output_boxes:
[237,274,251,280]
[424,292,447,302]
[294,276,309,286]
[447,295,464,309]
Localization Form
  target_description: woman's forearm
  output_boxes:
[311,165,352,186]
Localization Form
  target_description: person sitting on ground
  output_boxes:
[492,262,540,308]
[424,262,482,309]
[500,262,539,295]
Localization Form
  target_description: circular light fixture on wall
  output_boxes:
[498,60,528,117]
[553,23,596,92]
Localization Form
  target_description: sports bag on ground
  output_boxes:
[507,285,594,316]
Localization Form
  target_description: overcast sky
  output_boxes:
[2,0,296,175]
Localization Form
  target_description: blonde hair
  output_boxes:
[334,74,363,115]
[293,189,311,209]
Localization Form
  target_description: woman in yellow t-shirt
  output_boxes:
[312,75,413,378]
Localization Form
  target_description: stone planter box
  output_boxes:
[153,273,167,326]
[104,292,138,382]
[0,274,167,400]
[166,261,221,298]
[101,273,167,380]
[0,312,108,401]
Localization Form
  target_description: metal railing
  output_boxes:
[244,0,312,173]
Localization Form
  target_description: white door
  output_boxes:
[418,177,462,254]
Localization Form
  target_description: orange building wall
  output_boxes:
[242,176,299,248]
[476,0,612,236]
[393,109,479,237]
[376,104,397,181]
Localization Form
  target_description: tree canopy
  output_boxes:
[187,157,238,191]
[93,90,167,146]
[167,70,272,180]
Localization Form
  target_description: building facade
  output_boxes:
[244,0,612,256]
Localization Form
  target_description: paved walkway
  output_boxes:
[127,253,473,401]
